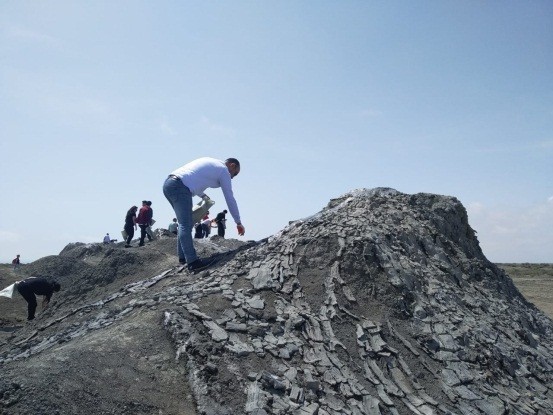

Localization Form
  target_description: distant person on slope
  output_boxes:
[124,206,138,247]
[136,200,153,247]
[145,201,155,241]
[103,233,111,244]
[215,210,227,238]
[201,213,212,238]
[16,277,61,321]
[163,157,245,272]
[168,218,178,235]
[194,221,204,239]
[12,254,21,271]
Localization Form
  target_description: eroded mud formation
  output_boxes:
[1,188,551,415]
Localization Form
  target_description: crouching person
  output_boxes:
[16,277,61,321]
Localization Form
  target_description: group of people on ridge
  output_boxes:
[192,209,227,239]
[124,200,155,248]
[121,157,243,271]
[4,156,245,321]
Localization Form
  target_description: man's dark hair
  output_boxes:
[225,158,240,167]
[52,282,61,292]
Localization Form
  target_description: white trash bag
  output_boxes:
[0,283,17,299]
[192,197,215,224]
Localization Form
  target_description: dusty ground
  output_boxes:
[498,263,553,318]
[0,233,247,415]
[0,223,551,414]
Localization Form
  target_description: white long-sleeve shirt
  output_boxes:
[171,157,242,225]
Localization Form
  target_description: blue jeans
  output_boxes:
[163,177,198,263]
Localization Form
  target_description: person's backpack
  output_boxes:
[12,258,17,265]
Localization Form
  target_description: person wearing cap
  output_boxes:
[136,200,153,246]
[16,277,61,320]
[163,157,245,272]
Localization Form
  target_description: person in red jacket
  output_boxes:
[136,200,153,246]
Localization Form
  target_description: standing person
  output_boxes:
[215,210,228,237]
[16,277,61,320]
[12,254,21,271]
[124,206,138,247]
[146,201,155,241]
[162,157,245,272]
[136,200,153,247]
[193,222,204,239]
[168,218,178,235]
[201,213,211,238]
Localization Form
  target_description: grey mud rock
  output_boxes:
[1,188,552,415]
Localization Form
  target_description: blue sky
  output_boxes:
[1,1,551,263]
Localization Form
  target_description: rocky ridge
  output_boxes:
[1,188,552,415]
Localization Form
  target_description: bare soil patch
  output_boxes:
[497,263,553,318]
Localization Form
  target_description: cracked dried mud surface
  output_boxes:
[1,189,552,415]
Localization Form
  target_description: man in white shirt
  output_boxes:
[163,157,245,272]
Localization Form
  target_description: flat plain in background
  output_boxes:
[498,263,553,318]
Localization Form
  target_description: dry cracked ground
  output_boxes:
[1,188,552,415]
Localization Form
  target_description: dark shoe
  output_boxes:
[125,244,132,248]
[138,243,145,247]
[179,258,187,265]
[187,259,214,273]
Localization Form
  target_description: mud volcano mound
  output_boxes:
[1,188,552,415]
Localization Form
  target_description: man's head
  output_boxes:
[52,281,61,292]
[142,200,148,205]
[173,218,177,223]
[146,201,152,206]
[225,158,240,179]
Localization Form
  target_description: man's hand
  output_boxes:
[237,224,245,236]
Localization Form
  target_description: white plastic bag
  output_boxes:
[192,197,215,224]
[0,283,16,299]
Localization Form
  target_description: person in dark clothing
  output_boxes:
[145,201,154,241]
[16,277,61,320]
[136,200,153,246]
[215,210,228,237]
[194,222,204,238]
[124,206,138,247]
[12,254,21,271]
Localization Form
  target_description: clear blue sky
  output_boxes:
[1,1,551,263]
